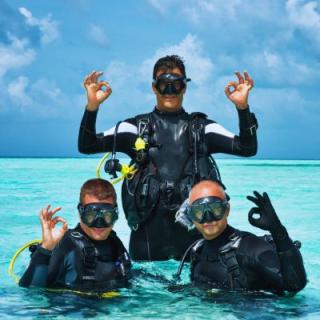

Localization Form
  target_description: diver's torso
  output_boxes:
[191,226,264,290]
[147,108,191,182]
[51,227,130,290]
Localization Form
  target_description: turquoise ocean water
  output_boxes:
[0,158,319,319]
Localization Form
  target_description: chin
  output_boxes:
[81,223,112,241]
[90,228,111,240]
[202,226,220,240]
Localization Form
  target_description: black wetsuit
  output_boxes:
[190,225,307,294]
[78,107,257,260]
[19,225,131,291]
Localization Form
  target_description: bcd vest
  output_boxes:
[121,111,223,231]
[66,230,131,290]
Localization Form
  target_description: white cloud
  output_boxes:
[19,7,59,44]
[5,75,63,117]
[104,60,130,89]
[0,35,35,77]
[286,0,320,48]
[88,24,108,47]
[7,76,32,107]
[147,0,174,15]
[140,34,214,85]
[286,0,320,31]
[249,49,317,86]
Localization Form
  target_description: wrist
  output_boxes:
[38,245,53,255]
[235,103,249,110]
[86,103,100,111]
[270,224,288,239]
[41,242,55,251]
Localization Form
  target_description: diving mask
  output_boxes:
[153,73,191,95]
[78,203,118,228]
[187,196,228,224]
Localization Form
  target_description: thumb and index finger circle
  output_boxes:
[248,207,261,226]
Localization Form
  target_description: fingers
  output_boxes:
[83,71,104,88]
[98,81,112,97]
[248,207,261,226]
[233,71,254,90]
[244,71,254,89]
[39,205,62,229]
[224,81,238,97]
[246,195,260,206]
[262,192,271,203]
[235,71,244,84]
[50,217,68,237]
[92,71,103,83]
[253,191,263,201]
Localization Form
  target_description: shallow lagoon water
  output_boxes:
[0,158,319,319]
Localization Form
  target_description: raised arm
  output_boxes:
[19,205,68,287]
[78,71,137,157]
[247,191,307,293]
[206,72,258,157]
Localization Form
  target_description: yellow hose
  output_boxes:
[46,287,120,298]
[96,153,137,184]
[8,239,41,283]
[96,152,111,178]
[9,239,120,298]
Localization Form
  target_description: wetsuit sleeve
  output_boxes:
[78,109,138,158]
[205,107,258,156]
[19,246,52,287]
[244,232,307,293]
[270,227,307,292]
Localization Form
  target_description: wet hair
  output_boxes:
[79,178,117,204]
[153,55,186,79]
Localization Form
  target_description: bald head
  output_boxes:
[189,180,226,204]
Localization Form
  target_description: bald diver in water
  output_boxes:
[175,180,307,294]
[78,55,258,261]
[19,179,131,292]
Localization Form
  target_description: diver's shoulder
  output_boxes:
[239,230,274,254]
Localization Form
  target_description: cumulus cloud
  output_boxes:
[147,0,176,15]
[88,24,108,47]
[286,0,320,47]
[19,7,59,44]
[0,35,35,77]
[4,74,64,118]
[139,34,214,85]
[7,76,32,107]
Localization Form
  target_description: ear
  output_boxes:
[225,203,230,218]
[152,83,157,94]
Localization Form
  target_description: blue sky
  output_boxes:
[0,0,319,159]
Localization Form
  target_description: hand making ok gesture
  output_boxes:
[224,71,254,110]
[83,71,112,111]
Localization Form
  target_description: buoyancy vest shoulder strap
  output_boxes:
[68,230,99,282]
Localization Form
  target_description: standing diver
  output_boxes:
[78,55,258,261]
[19,179,131,292]
[175,180,307,294]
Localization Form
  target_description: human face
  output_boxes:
[79,194,114,241]
[189,181,230,241]
[152,67,186,112]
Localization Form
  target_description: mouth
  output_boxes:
[91,228,106,234]
[203,222,217,229]
[163,95,177,100]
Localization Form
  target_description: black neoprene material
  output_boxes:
[19,225,130,290]
[78,106,258,260]
[191,225,307,293]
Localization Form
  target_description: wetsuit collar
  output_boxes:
[154,106,186,117]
